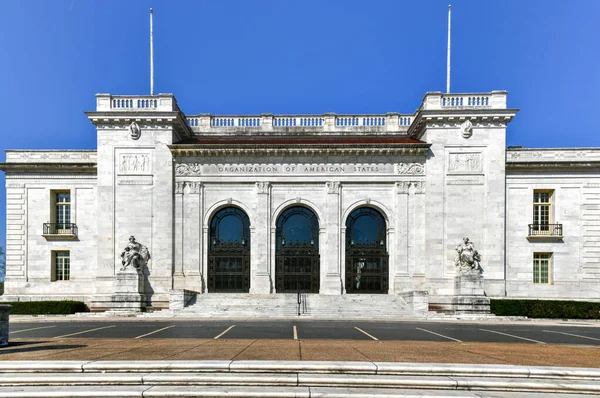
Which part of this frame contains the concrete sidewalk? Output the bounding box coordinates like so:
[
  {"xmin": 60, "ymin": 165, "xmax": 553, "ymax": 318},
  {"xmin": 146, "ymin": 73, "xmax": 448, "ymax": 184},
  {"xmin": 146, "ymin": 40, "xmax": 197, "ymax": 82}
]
[{"xmin": 2, "ymin": 338, "xmax": 599, "ymax": 368}]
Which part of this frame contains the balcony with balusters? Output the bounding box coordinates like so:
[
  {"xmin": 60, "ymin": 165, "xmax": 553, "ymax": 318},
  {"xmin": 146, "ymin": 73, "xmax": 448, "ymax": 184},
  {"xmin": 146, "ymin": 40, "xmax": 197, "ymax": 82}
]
[{"xmin": 527, "ymin": 223, "xmax": 564, "ymax": 241}]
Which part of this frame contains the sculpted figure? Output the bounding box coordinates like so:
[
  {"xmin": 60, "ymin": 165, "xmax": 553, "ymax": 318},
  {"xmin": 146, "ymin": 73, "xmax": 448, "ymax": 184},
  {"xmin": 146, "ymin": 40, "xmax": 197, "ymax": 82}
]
[
  {"xmin": 454, "ymin": 237, "xmax": 481, "ymax": 274},
  {"xmin": 120, "ymin": 236, "xmax": 150, "ymax": 272}
]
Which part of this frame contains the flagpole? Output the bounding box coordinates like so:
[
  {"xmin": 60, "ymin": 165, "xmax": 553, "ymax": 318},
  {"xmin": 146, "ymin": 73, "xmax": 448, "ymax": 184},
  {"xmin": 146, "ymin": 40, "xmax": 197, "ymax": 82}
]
[
  {"xmin": 446, "ymin": 4, "xmax": 451, "ymax": 94},
  {"xmin": 150, "ymin": 8, "xmax": 154, "ymax": 96}
]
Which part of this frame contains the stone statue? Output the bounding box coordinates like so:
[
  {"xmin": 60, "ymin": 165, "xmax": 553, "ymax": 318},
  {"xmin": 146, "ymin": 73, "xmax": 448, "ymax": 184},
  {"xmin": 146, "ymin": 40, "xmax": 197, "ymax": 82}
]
[
  {"xmin": 454, "ymin": 237, "xmax": 481, "ymax": 274},
  {"xmin": 120, "ymin": 236, "xmax": 150, "ymax": 272}
]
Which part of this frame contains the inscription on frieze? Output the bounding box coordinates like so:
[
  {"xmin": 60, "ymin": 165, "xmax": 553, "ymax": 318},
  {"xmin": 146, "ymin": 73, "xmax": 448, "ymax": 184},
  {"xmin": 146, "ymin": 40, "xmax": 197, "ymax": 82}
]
[
  {"xmin": 448, "ymin": 152, "xmax": 483, "ymax": 174},
  {"xmin": 175, "ymin": 163, "xmax": 402, "ymax": 176},
  {"xmin": 119, "ymin": 154, "xmax": 151, "ymax": 174}
]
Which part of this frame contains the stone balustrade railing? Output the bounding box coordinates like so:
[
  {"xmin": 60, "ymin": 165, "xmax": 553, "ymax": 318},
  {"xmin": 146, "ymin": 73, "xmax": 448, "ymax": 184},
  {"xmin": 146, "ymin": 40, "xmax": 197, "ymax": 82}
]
[
  {"xmin": 186, "ymin": 113, "xmax": 414, "ymax": 132},
  {"xmin": 94, "ymin": 91, "xmax": 508, "ymax": 132},
  {"xmin": 95, "ymin": 94, "xmax": 182, "ymax": 112}
]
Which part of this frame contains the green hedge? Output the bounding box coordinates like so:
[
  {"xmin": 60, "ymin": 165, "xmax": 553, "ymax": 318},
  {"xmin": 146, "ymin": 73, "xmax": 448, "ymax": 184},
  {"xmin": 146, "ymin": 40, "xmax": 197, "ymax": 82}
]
[
  {"xmin": 3, "ymin": 301, "xmax": 88, "ymax": 315},
  {"xmin": 490, "ymin": 299, "xmax": 600, "ymax": 319}
]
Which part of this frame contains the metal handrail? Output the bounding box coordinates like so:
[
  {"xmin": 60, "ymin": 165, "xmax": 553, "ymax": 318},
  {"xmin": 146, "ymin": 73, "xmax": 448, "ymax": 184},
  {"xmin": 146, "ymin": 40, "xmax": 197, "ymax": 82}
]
[
  {"xmin": 528, "ymin": 223, "xmax": 563, "ymax": 237},
  {"xmin": 43, "ymin": 223, "xmax": 78, "ymax": 236}
]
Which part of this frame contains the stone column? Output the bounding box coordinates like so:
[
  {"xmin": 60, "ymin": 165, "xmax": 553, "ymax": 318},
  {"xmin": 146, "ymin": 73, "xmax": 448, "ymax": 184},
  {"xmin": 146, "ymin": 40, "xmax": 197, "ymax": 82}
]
[
  {"xmin": 321, "ymin": 182, "xmax": 342, "ymax": 294},
  {"xmin": 173, "ymin": 181, "xmax": 185, "ymax": 289},
  {"xmin": 251, "ymin": 182, "xmax": 271, "ymax": 294},
  {"xmin": 183, "ymin": 182, "xmax": 202, "ymax": 291},
  {"xmin": 394, "ymin": 182, "xmax": 411, "ymax": 293}
]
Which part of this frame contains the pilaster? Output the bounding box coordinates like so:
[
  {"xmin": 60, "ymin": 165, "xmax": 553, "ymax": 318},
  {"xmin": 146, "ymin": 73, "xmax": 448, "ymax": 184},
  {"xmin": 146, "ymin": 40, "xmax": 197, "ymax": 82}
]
[
  {"xmin": 321, "ymin": 181, "xmax": 342, "ymax": 294},
  {"xmin": 251, "ymin": 181, "xmax": 271, "ymax": 293}
]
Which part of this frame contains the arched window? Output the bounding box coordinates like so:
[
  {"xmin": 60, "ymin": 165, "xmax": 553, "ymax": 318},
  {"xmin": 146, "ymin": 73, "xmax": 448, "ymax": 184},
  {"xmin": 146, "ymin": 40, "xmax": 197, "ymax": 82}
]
[
  {"xmin": 345, "ymin": 207, "xmax": 388, "ymax": 293},
  {"xmin": 275, "ymin": 206, "xmax": 320, "ymax": 293},
  {"xmin": 208, "ymin": 207, "xmax": 250, "ymax": 292}
]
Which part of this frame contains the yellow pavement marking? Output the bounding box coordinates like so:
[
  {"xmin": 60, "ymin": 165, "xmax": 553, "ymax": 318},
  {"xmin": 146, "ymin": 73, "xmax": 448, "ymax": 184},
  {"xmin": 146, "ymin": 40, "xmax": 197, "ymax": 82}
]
[
  {"xmin": 543, "ymin": 330, "xmax": 600, "ymax": 342},
  {"xmin": 53, "ymin": 325, "xmax": 116, "ymax": 339},
  {"xmin": 354, "ymin": 327, "xmax": 379, "ymax": 341},
  {"xmin": 293, "ymin": 325, "xmax": 298, "ymax": 340},
  {"xmin": 416, "ymin": 327, "xmax": 462, "ymax": 342},
  {"xmin": 214, "ymin": 325, "xmax": 236, "ymax": 340},
  {"xmin": 479, "ymin": 328, "xmax": 546, "ymax": 344},
  {"xmin": 134, "ymin": 325, "xmax": 175, "ymax": 339},
  {"xmin": 9, "ymin": 325, "xmax": 56, "ymax": 334}
]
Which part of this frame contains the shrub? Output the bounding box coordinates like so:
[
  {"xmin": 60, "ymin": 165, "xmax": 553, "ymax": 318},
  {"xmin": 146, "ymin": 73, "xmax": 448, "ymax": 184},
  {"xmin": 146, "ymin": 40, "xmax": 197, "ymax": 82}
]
[
  {"xmin": 490, "ymin": 299, "xmax": 600, "ymax": 319},
  {"xmin": 3, "ymin": 301, "xmax": 88, "ymax": 315}
]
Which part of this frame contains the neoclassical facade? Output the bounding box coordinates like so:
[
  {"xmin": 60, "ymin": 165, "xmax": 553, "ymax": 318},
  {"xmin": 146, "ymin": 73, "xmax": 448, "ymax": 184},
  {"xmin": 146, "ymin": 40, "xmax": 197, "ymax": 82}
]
[{"xmin": 1, "ymin": 91, "xmax": 599, "ymax": 311}]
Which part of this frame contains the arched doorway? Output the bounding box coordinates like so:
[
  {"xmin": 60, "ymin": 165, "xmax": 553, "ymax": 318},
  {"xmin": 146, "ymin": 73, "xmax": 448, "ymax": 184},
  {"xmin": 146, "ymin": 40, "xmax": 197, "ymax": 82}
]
[
  {"xmin": 208, "ymin": 207, "xmax": 250, "ymax": 292},
  {"xmin": 345, "ymin": 207, "xmax": 388, "ymax": 293},
  {"xmin": 275, "ymin": 206, "xmax": 320, "ymax": 293}
]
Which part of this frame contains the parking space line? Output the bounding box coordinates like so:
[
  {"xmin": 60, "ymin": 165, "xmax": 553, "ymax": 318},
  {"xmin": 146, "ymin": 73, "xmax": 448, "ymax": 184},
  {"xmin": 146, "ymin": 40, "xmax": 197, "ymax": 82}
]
[
  {"xmin": 9, "ymin": 325, "xmax": 56, "ymax": 334},
  {"xmin": 53, "ymin": 325, "xmax": 116, "ymax": 339},
  {"xmin": 354, "ymin": 327, "xmax": 378, "ymax": 340},
  {"xmin": 134, "ymin": 325, "xmax": 175, "ymax": 339},
  {"xmin": 543, "ymin": 330, "xmax": 600, "ymax": 342},
  {"xmin": 416, "ymin": 327, "xmax": 462, "ymax": 342},
  {"xmin": 479, "ymin": 328, "xmax": 546, "ymax": 344},
  {"xmin": 214, "ymin": 325, "xmax": 235, "ymax": 340},
  {"xmin": 293, "ymin": 325, "xmax": 298, "ymax": 340}
]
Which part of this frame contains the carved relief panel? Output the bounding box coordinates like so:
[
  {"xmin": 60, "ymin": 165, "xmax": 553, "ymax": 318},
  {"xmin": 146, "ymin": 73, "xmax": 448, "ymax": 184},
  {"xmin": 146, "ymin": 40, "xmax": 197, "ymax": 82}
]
[
  {"xmin": 118, "ymin": 153, "xmax": 152, "ymax": 175},
  {"xmin": 447, "ymin": 152, "xmax": 483, "ymax": 174}
]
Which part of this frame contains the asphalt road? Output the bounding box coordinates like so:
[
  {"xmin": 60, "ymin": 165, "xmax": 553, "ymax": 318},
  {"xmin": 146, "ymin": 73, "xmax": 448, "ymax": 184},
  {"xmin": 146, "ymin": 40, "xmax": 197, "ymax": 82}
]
[{"xmin": 7, "ymin": 319, "xmax": 600, "ymax": 346}]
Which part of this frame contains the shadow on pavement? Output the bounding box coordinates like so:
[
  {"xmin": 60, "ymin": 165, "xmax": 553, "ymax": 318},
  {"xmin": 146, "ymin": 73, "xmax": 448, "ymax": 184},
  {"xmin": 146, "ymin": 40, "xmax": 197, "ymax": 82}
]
[{"xmin": 0, "ymin": 341, "xmax": 86, "ymax": 355}]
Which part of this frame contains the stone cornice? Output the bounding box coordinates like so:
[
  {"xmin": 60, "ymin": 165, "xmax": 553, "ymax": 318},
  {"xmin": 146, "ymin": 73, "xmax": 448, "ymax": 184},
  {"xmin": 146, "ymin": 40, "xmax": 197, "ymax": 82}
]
[
  {"xmin": 506, "ymin": 161, "xmax": 600, "ymax": 171},
  {"xmin": 85, "ymin": 110, "xmax": 192, "ymax": 141},
  {"xmin": 168, "ymin": 144, "xmax": 431, "ymax": 157},
  {"xmin": 0, "ymin": 162, "xmax": 97, "ymax": 174},
  {"xmin": 408, "ymin": 109, "xmax": 519, "ymax": 139}
]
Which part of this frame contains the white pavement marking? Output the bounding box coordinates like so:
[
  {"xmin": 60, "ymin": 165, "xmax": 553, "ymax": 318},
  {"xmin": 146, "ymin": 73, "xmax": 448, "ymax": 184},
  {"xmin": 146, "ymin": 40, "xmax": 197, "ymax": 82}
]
[
  {"xmin": 9, "ymin": 325, "xmax": 56, "ymax": 334},
  {"xmin": 479, "ymin": 328, "xmax": 546, "ymax": 344},
  {"xmin": 134, "ymin": 325, "xmax": 175, "ymax": 339},
  {"xmin": 354, "ymin": 327, "xmax": 379, "ymax": 341},
  {"xmin": 293, "ymin": 325, "xmax": 298, "ymax": 340},
  {"xmin": 214, "ymin": 325, "xmax": 235, "ymax": 340},
  {"xmin": 543, "ymin": 330, "xmax": 600, "ymax": 342},
  {"xmin": 416, "ymin": 327, "xmax": 462, "ymax": 342},
  {"xmin": 53, "ymin": 325, "xmax": 116, "ymax": 339}
]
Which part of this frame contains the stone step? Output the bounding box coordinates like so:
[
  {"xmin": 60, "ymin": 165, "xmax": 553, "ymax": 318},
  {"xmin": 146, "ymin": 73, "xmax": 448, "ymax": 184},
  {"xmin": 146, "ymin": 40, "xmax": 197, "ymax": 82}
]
[
  {"xmin": 0, "ymin": 373, "xmax": 598, "ymax": 395},
  {"xmin": 3, "ymin": 385, "xmax": 586, "ymax": 398}
]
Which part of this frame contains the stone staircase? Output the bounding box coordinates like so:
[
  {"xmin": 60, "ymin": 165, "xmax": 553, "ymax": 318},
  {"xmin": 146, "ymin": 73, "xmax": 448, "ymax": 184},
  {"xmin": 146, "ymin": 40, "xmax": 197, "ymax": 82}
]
[
  {"xmin": 162, "ymin": 293, "xmax": 417, "ymax": 319},
  {"xmin": 1, "ymin": 360, "xmax": 599, "ymax": 397}
]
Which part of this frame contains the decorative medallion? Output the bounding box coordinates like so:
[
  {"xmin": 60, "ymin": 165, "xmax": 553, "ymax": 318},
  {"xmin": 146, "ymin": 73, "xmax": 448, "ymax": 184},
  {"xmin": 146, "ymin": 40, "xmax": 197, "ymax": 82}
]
[
  {"xmin": 461, "ymin": 120, "xmax": 473, "ymax": 138},
  {"xmin": 128, "ymin": 122, "xmax": 141, "ymax": 140}
]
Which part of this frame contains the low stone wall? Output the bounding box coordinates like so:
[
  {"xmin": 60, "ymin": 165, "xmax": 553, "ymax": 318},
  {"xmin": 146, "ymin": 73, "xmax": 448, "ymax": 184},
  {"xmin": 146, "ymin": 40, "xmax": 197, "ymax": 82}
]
[
  {"xmin": 0, "ymin": 304, "xmax": 12, "ymax": 347},
  {"xmin": 169, "ymin": 289, "xmax": 198, "ymax": 310},
  {"xmin": 400, "ymin": 291, "xmax": 429, "ymax": 313}
]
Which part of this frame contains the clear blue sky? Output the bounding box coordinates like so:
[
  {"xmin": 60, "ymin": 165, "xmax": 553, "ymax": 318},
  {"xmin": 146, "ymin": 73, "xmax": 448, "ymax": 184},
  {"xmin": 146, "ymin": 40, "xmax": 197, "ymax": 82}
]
[{"xmin": 1, "ymin": 0, "xmax": 600, "ymax": 278}]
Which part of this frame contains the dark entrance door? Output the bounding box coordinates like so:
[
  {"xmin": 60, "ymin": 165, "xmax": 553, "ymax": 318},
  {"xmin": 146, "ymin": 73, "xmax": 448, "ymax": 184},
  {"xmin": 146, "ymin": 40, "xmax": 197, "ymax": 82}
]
[
  {"xmin": 207, "ymin": 207, "xmax": 251, "ymax": 292},
  {"xmin": 275, "ymin": 206, "xmax": 320, "ymax": 293},
  {"xmin": 345, "ymin": 207, "xmax": 389, "ymax": 294}
]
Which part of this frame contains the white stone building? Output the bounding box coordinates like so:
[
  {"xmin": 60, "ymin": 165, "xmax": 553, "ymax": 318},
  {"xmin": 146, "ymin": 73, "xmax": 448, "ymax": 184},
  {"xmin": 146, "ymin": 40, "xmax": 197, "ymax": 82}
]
[{"xmin": 1, "ymin": 90, "xmax": 598, "ymax": 313}]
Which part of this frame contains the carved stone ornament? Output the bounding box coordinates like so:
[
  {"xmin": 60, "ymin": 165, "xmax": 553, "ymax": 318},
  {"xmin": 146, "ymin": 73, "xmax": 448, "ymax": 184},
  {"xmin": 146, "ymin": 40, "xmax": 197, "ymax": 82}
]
[
  {"xmin": 396, "ymin": 181, "xmax": 411, "ymax": 194},
  {"xmin": 397, "ymin": 163, "xmax": 424, "ymax": 175},
  {"xmin": 175, "ymin": 181, "xmax": 185, "ymax": 194},
  {"xmin": 255, "ymin": 181, "xmax": 270, "ymax": 194},
  {"xmin": 454, "ymin": 237, "xmax": 482, "ymax": 275},
  {"xmin": 120, "ymin": 236, "xmax": 150, "ymax": 272},
  {"xmin": 128, "ymin": 122, "xmax": 141, "ymax": 140},
  {"xmin": 187, "ymin": 181, "xmax": 202, "ymax": 194},
  {"xmin": 461, "ymin": 120, "xmax": 473, "ymax": 138},
  {"xmin": 325, "ymin": 181, "xmax": 340, "ymax": 194},
  {"xmin": 175, "ymin": 163, "xmax": 202, "ymax": 176},
  {"xmin": 412, "ymin": 181, "xmax": 426, "ymax": 194}
]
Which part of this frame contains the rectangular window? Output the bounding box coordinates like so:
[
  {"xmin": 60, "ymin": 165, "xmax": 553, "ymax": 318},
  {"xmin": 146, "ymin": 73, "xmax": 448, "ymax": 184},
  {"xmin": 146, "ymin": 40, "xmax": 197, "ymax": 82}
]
[
  {"xmin": 533, "ymin": 190, "xmax": 552, "ymax": 233},
  {"xmin": 52, "ymin": 251, "xmax": 70, "ymax": 281},
  {"xmin": 533, "ymin": 253, "xmax": 551, "ymax": 284},
  {"xmin": 55, "ymin": 192, "xmax": 71, "ymax": 228}
]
